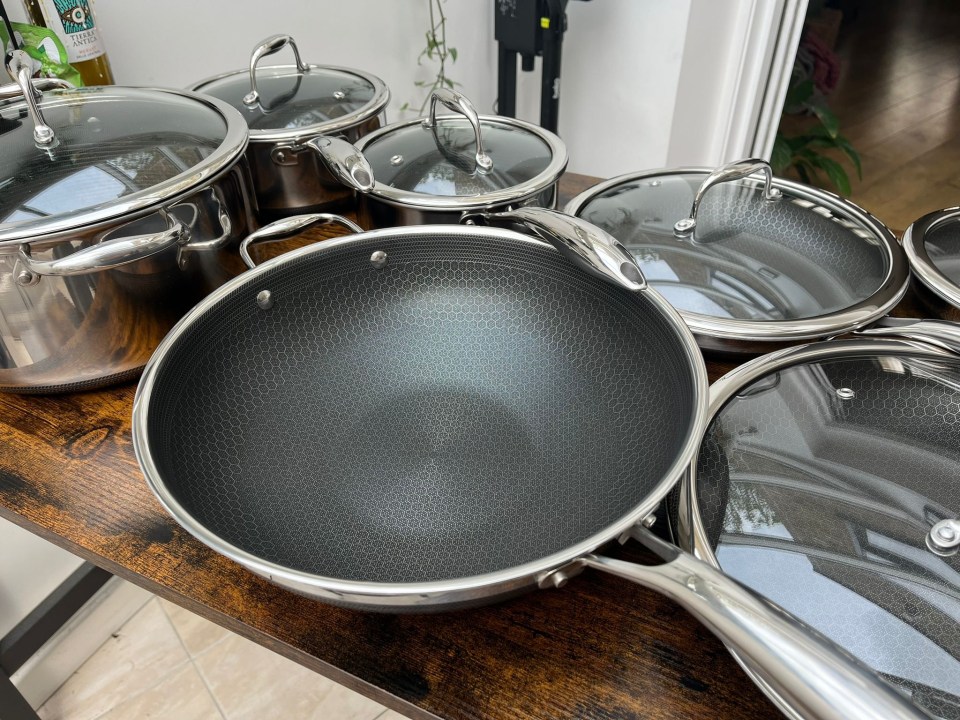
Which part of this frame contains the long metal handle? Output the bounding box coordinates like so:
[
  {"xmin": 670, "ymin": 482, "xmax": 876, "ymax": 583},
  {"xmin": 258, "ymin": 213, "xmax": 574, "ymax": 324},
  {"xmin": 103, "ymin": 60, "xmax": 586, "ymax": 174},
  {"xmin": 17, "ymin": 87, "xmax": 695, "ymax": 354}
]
[
  {"xmin": 0, "ymin": 76, "xmax": 72, "ymax": 100},
  {"xmin": 421, "ymin": 88, "xmax": 493, "ymax": 172},
  {"xmin": 582, "ymin": 529, "xmax": 930, "ymax": 720},
  {"xmin": 306, "ymin": 136, "xmax": 375, "ymax": 193},
  {"xmin": 673, "ymin": 158, "xmax": 782, "ymax": 237},
  {"xmin": 239, "ymin": 213, "xmax": 362, "ymax": 270},
  {"xmin": 5, "ymin": 49, "xmax": 56, "ymax": 145},
  {"xmin": 242, "ymin": 34, "xmax": 309, "ymax": 106},
  {"xmin": 462, "ymin": 207, "xmax": 646, "ymax": 292},
  {"xmin": 854, "ymin": 317, "xmax": 960, "ymax": 356},
  {"xmin": 15, "ymin": 212, "xmax": 186, "ymax": 285}
]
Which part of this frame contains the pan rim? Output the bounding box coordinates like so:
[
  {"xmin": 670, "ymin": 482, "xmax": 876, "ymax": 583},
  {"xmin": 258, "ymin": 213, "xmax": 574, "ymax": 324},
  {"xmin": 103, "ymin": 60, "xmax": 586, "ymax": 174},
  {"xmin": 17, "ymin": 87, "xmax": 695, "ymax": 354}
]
[{"xmin": 132, "ymin": 223, "xmax": 709, "ymax": 606}]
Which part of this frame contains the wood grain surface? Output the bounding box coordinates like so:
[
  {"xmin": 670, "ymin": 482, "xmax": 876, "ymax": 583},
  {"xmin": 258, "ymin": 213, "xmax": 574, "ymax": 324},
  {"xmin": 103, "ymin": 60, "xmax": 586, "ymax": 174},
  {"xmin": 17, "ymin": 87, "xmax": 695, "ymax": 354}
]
[{"xmin": 0, "ymin": 173, "xmax": 928, "ymax": 720}]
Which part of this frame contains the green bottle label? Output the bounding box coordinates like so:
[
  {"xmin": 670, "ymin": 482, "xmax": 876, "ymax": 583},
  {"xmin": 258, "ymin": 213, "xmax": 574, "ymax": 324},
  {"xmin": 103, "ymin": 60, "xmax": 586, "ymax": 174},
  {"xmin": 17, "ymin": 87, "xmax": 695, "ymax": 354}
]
[
  {"xmin": 38, "ymin": 0, "xmax": 106, "ymax": 64},
  {"xmin": 0, "ymin": 20, "xmax": 83, "ymax": 86}
]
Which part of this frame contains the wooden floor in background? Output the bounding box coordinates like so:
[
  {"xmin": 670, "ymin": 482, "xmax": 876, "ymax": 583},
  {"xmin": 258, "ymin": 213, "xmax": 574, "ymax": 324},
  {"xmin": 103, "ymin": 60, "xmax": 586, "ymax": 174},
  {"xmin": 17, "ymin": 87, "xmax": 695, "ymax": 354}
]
[{"xmin": 805, "ymin": 0, "xmax": 960, "ymax": 231}]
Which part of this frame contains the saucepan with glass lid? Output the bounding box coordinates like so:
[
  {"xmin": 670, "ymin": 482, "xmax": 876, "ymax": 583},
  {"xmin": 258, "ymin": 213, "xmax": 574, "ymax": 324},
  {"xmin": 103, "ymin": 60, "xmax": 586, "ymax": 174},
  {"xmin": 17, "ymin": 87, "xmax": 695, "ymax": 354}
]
[
  {"xmin": 188, "ymin": 34, "xmax": 389, "ymax": 220},
  {"xmin": 0, "ymin": 50, "xmax": 260, "ymax": 392},
  {"xmin": 565, "ymin": 159, "xmax": 910, "ymax": 355}
]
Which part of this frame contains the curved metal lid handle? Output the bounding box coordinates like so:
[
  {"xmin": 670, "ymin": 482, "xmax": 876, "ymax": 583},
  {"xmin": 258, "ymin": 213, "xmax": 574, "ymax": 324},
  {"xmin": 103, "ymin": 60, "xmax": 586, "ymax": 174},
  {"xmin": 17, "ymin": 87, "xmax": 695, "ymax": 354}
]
[
  {"xmin": 421, "ymin": 88, "xmax": 493, "ymax": 172},
  {"xmin": 242, "ymin": 34, "xmax": 309, "ymax": 106},
  {"xmin": 674, "ymin": 158, "xmax": 782, "ymax": 237},
  {"xmin": 463, "ymin": 207, "xmax": 646, "ymax": 292},
  {"xmin": 239, "ymin": 213, "xmax": 362, "ymax": 270},
  {"xmin": 5, "ymin": 50, "xmax": 57, "ymax": 146}
]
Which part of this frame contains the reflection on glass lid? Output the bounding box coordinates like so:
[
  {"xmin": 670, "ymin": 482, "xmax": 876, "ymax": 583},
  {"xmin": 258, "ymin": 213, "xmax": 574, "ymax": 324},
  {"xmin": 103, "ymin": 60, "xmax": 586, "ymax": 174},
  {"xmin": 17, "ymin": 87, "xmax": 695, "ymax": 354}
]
[
  {"xmin": 577, "ymin": 173, "xmax": 890, "ymax": 321},
  {"xmin": 195, "ymin": 66, "xmax": 380, "ymax": 132},
  {"xmin": 923, "ymin": 219, "xmax": 960, "ymax": 288},
  {"xmin": 697, "ymin": 355, "xmax": 960, "ymax": 715},
  {"xmin": 361, "ymin": 119, "xmax": 553, "ymax": 197},
  {"xmin": 0, "ymin": 87, "xmax": 228, "ymax": 235}
]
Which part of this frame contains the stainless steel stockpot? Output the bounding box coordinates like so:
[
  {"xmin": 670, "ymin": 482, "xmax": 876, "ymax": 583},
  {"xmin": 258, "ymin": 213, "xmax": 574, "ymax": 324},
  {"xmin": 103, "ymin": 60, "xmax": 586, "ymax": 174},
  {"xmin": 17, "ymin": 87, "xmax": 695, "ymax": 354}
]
[
  {"xmin": 903, "ymin": 207, "xmax": 960, "ymax": 322},
  {"xmin": 323, "ymin": 88, "xmax": 568, "ymax": 229},
  {"xmin": 677, "ymin": 318, "xmax": 960, "ymax": 720},
  {"xmin": 134, "ymin": 210, "xmax": 925, "ymax": 720},
  {"xmin": 188, "ymin": 34, "xmax": 389, "ymax": 219},
  {"xmin": 565, "ymin": 159, "xmax": 910, "ymax": 355},
  {"xmin": 0, "ymin": 51, "xmax": 257, "ymax": 393}
]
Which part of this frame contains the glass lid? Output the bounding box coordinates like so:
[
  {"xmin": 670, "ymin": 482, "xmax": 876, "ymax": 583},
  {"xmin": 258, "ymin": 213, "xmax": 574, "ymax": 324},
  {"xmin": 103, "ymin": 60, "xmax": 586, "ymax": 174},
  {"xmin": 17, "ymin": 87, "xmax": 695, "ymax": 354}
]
[
  {"xmin": 904, "ymin": 207, "xmax": 960, "ymax": 309},
  {"xmin": 693, "ymin": 344, "xmax": 960, "ymax": 717},
  {"xmin": 356, "ymin": 90, "xmax": 566, "ymax": 208},
  {"xmin": 0, "ymin": 66, "xmax": 246, "ymax": 243},
  {"xmin": 566, "ymin": 160, "xmax": 908, "ymax": 340},
  {"xmin": 188, "ymin": 35, "xmax": 388, "ymax": 140}
]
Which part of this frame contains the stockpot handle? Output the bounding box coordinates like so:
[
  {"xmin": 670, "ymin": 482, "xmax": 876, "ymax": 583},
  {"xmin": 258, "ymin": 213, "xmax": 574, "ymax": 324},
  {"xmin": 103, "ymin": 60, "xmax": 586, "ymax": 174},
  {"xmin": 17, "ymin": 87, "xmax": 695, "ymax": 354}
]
[
  {"xmin": 243, "ymin": 34, "xmax": 309, "ymax": 106},
  {"xmin": 673, "ymin": 158, "xmax": 782, "ymax": 237},
  {"xmin": 305, "ymin": 136, "xmax": 376, "ymax": 194},
  {"xmin": 15, "ymin": 211, "xmax": 186, "ymax": 286},
  {"xmin": 239, "ymin": 213, "xmax": 362, "ymax": 270},
  {"xmin": 5, "ymin": 49, "xmax": 60, "ymax": 146},
  {"xmin": 422, "ymin": 89, "xmax": 493, "ymax": 172},
  {"xmin": 462, "ymin": 207, "xmax": 646, "ymax": 292},
  {"xmin": 575, "ymin": 528, "xmax": 930, "ymax": 720}
]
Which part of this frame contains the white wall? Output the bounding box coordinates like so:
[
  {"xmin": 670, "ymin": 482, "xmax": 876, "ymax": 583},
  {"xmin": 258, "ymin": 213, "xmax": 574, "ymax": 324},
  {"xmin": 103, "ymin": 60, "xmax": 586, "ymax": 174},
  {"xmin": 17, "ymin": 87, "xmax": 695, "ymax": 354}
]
[{"xmin": 90, "ymin": 0, "xmax": 693, "ymax": 178}]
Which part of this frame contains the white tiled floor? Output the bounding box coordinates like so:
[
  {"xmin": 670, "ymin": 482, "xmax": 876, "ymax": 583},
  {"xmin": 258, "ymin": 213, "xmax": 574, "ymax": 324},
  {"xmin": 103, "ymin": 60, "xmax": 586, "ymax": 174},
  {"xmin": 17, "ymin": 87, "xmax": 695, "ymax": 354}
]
[{"xmin": 37, "ymin": 597, "xmax": 409, "ymax": 720}]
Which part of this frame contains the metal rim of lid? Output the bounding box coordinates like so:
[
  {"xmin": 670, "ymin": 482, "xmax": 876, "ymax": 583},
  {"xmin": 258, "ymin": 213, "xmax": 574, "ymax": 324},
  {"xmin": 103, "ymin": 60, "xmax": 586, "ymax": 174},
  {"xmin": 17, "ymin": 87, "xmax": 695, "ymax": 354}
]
[
  {"xmin": 902, "ymin": 206, "xmax": 960, "ymax": 308},
  {"xmin": 564, "ymin": 167, "xmax": 910, "ymax": 341},
  {"xmin": 187, "ymin": 64, "xmax": 390, "ymax": 143},
  {"xmin": 354, "ymin": 114, "xmax": 569, "ymax": 210},
  {"xmin": 0, "ymin": 87, "xmax": 249, "ymax": 245},
  {"xmin": 677, "ymin": 335, "xmax": 960, "ymax": 720},
  {"xmin": 131, "ymin": 223, "xmax": 707, "ymax": 606}
]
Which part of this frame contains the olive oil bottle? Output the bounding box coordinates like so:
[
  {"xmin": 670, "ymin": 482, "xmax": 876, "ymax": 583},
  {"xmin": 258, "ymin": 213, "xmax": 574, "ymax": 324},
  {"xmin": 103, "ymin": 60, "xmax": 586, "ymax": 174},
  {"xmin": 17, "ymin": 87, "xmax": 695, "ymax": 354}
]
[{"xmin": 22, "ymin": 0, "xmax": 113, "ymax": 85}]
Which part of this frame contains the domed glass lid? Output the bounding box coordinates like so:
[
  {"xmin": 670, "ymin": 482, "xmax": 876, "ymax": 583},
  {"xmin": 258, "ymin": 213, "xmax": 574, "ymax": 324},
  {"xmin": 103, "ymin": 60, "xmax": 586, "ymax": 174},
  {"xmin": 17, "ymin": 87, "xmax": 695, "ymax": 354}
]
[
  {"xmin": 356, "ymin": 90, "xmax": 566, "ymax": 209},
  {"xmin": 566, "ymin": 160, "xmax": 908, "ymax": 340},
  {"xmin": 903, "ymin": 207, "xmax": 960, "ymax": 309},
  {"xmin": 188, "ymin": 35, "xmax": 388, "ymax": 141},
  {"xmin": 692, "ymin": 338, "xmax": 960, "ymax": 718},
  {"xmin": 0, "ymin": 71, "xmax": 246, "ymax": 243}
]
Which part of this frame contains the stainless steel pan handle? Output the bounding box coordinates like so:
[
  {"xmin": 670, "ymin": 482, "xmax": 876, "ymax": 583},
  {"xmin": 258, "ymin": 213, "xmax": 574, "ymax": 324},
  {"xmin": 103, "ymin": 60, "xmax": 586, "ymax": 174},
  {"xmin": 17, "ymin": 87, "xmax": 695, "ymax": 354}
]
[
  {"xmin": 239, "ymin": 213, "xmax": 362, "ymax": 269},
  {"xmin": 577, "ymin": 529, "xmax": 930, "ymax": 720},
  {"xmin": 853, "ymin": 316, "xmax": 960, "ymax": 356},
  {"xmin": 462, "ymin": 207, "xmax": 647, "ymax": 292},
  {"xmin": 673, "ymin": 158, "xmax": 782, "ymax": 237},
  {"xmin": 422, "ymin": 89, "xmax": 493, "ymax": 172},
  {"xmin": 15, "ymin": 211, "xmax": 186, "ymax": 286},
  {"xmin": 305, "ymin": 136, "xmax": 376, "ymax": 194},
  {"xmin": 242, "ymin": 34, "xmax": 309, "ymax": 106}
]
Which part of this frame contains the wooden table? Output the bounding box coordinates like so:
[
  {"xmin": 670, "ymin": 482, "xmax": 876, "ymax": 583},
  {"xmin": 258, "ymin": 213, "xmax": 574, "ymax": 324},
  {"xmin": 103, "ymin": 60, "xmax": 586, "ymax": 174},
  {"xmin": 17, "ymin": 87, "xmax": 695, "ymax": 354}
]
[{"xmin": 1, "ymin": 172, "xmax": 862, "ymax": 720}]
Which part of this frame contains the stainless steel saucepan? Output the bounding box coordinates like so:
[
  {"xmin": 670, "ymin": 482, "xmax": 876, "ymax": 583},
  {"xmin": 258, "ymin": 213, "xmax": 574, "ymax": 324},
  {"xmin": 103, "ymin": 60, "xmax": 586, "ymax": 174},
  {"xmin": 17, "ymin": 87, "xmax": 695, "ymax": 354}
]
[
  {"xmin": 133, "ymin": 209, "xmax": 927, "ymax": 720},
  {"xmin": 0, "ymin": 50, "xmax": 258, "ymax": 392},
  {"xmin": 189, "ymin": 34, "xmax": 389, "ymax": 220}
]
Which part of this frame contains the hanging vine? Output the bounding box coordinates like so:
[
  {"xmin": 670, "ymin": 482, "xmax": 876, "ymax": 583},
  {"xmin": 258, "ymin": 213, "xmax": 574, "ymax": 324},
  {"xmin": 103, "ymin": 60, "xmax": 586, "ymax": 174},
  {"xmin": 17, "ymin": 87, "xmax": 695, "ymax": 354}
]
[{"xmin": 401, "ymin": 0, "xmax": 460, "ymax": 114}]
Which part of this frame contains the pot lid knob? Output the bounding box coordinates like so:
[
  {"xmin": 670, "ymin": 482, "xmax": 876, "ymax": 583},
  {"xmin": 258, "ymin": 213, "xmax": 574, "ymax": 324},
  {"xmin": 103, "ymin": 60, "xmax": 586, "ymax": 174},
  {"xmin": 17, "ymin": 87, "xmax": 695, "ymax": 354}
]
[{"xmin": 4, "ymin": 49, "xmax": 67, "ymax": 146}]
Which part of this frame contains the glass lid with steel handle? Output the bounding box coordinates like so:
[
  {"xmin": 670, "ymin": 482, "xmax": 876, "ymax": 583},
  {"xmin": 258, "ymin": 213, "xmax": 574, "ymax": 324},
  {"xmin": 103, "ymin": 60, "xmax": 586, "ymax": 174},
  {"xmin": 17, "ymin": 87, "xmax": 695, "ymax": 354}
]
[
  {"xmin": 355, "ymin": 89, "xmax": 567, "ymax": 207},
  {"xmin": 188, "ymin": 34, "xmax": 390, "ymax": 141},
  {"xmin": 564, "ymin": 158, "xmax": 909, "ymax": 343},
  {"xmin": 678, "ymin": 318, "xmax": 960, "ymax": 720},
  {"xmin": 903, "ymin": 207, "xmax": 960, "ymax": 310},
  {"xmin": 0, "ymin": 50, "xmax": 249, "ymax": 244}
]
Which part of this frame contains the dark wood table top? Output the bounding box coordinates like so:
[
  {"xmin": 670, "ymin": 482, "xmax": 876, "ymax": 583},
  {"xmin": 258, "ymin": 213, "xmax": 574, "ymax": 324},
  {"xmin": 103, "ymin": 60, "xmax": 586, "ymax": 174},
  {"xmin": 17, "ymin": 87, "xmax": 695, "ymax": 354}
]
[{"xmin": 1, "ymin": 172, "xmax": 923, "ymax": 720}]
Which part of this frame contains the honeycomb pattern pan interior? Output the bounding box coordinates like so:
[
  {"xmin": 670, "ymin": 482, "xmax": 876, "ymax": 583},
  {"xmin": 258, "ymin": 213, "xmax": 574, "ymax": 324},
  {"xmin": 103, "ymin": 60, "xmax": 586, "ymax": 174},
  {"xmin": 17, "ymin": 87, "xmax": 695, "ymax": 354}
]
[{"xmin": 145, "ymin": 232, "xmax": 696, "ymax": 584}]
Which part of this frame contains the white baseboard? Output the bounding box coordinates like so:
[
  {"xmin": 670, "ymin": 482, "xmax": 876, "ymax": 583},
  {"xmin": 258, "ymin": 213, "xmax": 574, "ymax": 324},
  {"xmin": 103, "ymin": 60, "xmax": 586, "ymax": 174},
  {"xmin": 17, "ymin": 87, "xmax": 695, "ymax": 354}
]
[{"xmin": 10, "ymin": 578, "xmax": 153, "ymax": 709}]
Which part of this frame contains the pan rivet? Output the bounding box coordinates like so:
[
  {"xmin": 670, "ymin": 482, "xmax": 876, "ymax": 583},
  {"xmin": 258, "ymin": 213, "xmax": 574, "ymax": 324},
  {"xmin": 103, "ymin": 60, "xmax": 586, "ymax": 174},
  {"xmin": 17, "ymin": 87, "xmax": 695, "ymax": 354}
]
[
  {"xmin": 390, "ymin": 154, "xmax": 403, "ymax": 166},
  {"xmin": 333, "ymin": 90, "xmax": 345, "ymax": 100},
  {"xmin": 837, "ymin": 388, "xmax": 855, "ymax": 400},
  {"xmin": 642, "ymin": 514, "xmax": 657, "ymax": 528},
  {"xmin": 370, "ymin": 250, "xmax": 388, "ymax": 269},
  {"xmin": 256, "ymin": 290, "xmax": 273, "ymax": 310}
]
